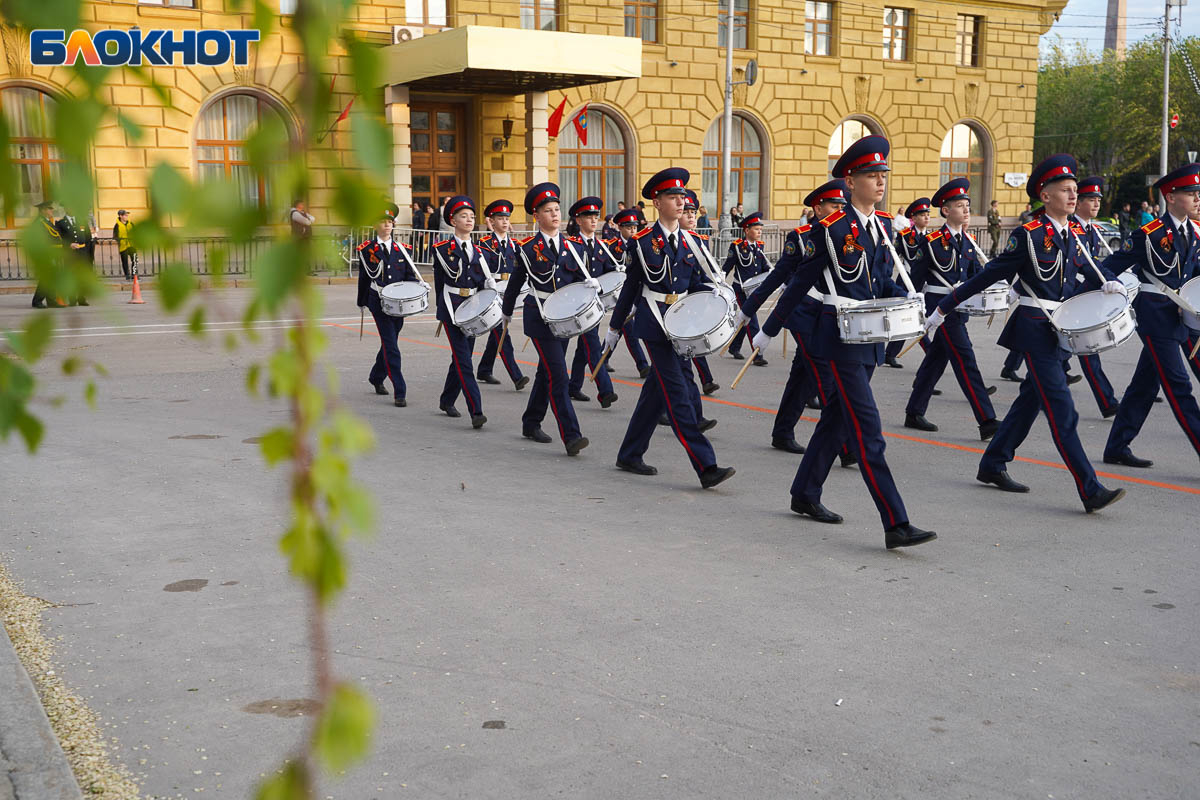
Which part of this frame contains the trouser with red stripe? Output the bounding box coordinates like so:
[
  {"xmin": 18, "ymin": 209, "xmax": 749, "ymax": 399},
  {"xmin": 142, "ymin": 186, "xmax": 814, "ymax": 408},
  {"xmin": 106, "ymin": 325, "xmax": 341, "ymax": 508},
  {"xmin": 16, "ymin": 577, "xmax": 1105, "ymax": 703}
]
[
  {"xmin": 1183, "ymin": 328, "xmax": 1200, "ymax": 383},
  {"xmin": 1077, "ymin": 353, "xmax": 1118, "ymax": 414},
  {"xmin": 477, "ymin": 325, "xmax": 524, "ymax": 383},
  {"xmin": 618, "ymin": 339, "xmax": 716, "ymax": 473},
  {"xmin": 727, "ymin": 285, "xmax": 761, "ymax": 354},
  {"xmin": 524, "ymin": 336, "xmax": 582, "ymax": 442},
  {"xmin": 693, "ymin": 355, "xmax": 714, "ymax": 386},
  {"xmin": 368, "ymin": 304, "xmax": 406, "ymax": 399},
  {"xmin": 775, "ymin": 329, "xmax": 821, "ymax": 440},
  {"xmin": 568, "ymin": 327, "xmax": 615, "ymax": 395},
  {"xmin": 439, "ymin": 324, "xmax": 482, "ymax": 415},
  {"xmin": 621, "ymin": 321, "xmax": 649, "ymax": 372},
  {"xmin": 792, "ymin": 359, "xmax": 908, "ymax": 529},
  {"xmin": 1105, "ymin": 333, "xmax": 1200, "ymax": 461},
  {"xmin": 983, "ymin": 351, "xmax": 1103, "ymax": 502},
  {"xmin": 906, "ymin": 321, "xmax": 995, "ymax": 424}
]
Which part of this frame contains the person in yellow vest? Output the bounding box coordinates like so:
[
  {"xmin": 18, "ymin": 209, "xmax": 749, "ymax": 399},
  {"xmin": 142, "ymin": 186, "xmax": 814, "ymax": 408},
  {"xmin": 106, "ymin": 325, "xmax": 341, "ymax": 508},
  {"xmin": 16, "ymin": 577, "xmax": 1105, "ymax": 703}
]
[{"xmin": 112, "ymin": 209, "xmax": 136, "ymax": 280}]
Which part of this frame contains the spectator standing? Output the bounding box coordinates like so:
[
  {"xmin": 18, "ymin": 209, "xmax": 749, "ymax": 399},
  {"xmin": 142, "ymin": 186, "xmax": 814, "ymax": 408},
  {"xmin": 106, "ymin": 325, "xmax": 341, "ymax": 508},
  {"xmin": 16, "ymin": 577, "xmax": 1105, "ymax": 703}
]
[
  {"xmin": 1016, "ymin": 203, "xmax": 1034, "ymax": 225},
  {"xmin": 289, "ymin": 200, "xmax": 314, "ymax": 241},
  {"xmin": 730, "ymin": 203, "xmax": 744, "ymax": 228},
  {"xmin": 986, "ymin": 199, "xmax": 1002, "ymax": 256},
  {"xmin": 1117, "ymin": 202, "xmax": 1131, "ymax": 241},
  {"xmin": 697, "ymin": 206, "xmax": 711, "ymax": 233},
  {"xmin": 112, "ymin": 209, "xmax": 136, "ymax": 280},
  {"xmin": 1137, "ymin": 200, "xmax": 1153, "ymax": 226}
]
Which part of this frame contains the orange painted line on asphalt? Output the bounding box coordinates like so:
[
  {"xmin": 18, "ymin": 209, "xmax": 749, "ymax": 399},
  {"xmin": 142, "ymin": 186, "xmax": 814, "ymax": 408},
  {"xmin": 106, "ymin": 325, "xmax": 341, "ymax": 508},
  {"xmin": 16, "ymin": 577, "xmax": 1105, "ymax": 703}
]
[{"xmin": 326, "ymin": 321, "xmax": 1200, "ymax": 496}]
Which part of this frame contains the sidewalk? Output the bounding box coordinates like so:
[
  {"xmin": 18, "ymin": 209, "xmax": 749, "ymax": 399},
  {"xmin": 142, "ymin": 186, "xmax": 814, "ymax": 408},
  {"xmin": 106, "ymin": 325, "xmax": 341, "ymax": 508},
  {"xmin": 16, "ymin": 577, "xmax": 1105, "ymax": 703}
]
[{"xmin": 0, "ymin": 274, "xmax": 357, "ymax": 296}]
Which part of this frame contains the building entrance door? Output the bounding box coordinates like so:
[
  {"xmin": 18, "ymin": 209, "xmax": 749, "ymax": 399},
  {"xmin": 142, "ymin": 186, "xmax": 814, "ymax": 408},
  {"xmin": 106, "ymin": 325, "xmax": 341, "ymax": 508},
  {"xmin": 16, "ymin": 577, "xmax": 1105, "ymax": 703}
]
[{"xmin": 411, "ymin": 103, "xmax": 466, "ymax": 218}]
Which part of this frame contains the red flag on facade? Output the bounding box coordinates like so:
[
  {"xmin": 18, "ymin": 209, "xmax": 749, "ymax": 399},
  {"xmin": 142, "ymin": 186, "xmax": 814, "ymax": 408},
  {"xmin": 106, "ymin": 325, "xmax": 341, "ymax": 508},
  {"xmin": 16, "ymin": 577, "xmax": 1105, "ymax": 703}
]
[
  {"xmin": 572, "ymin": 103, "xmax": 589, "ymax": 146},
  {"xmin": 334, "ymin": 96, "xmax": 355, "ymax": 124},
  {"xmin": 547, "ymin": 97, "xmax": 568, "ymax": 138}
]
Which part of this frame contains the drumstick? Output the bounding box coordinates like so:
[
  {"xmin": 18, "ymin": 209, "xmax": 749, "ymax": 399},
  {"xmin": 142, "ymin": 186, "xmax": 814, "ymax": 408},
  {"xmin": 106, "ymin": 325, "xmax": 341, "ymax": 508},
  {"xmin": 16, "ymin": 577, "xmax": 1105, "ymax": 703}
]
[
  {"xmin": 730, "ymin": 347, "xmax": 760, "ymax": 389},
  {"xmin": 496, "ymin": 320, "xmax": 509, "ymax": 355},
  {"xmin": 896, "ymin": 335, "xmax": 925, "ymax": 359},
  {"xmin": 522, "ymin": 337, "xmax": 531, "ymax": 351},
  {"xmin": 782, "ymin": 333, "xmax": 787, "ymax": 359},
  {"xmin": 719, "ymin": 320, "xmax": 746, "ymax": 356},
  {"xmin": 435, "ymin": 322, "xmax": 443, "ymax": 339},
  {"xmin": 1190, "ymin": 337, "xmax": 1200, "ymax": 361},
  {"xmin": 359, "ymin": 308, "xmax": 365, "ymax": 340},
  {"xmin": 589, "ymin": 346, "xmax": 614, "ymax": 383}
]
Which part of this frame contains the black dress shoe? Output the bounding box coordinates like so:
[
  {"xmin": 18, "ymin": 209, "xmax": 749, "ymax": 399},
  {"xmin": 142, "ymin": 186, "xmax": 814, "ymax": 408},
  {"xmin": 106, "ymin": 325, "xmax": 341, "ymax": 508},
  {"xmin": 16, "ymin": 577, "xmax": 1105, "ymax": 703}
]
[
  {"xmin": 931, "ymin": 388, "xmax": 943, "ymax": 396},
  {"xmin": 976, "ymin": 469, "xmax": 1029, "ymax": 493},
  {"xmin": 605, "ymin": 364, "xmax": 615, "ymax": 373},
  {"xmin": 986, "ymin": 385, "xmax": 997, "ymax": 395},
  {"xmin": 657, "ymin": 414, "xmax": 670, "ymax": 426},
  {"xmin": 394, "ymin": 397, "xmax": 407, "ymax": 408},
  {"xmin": 703, "ymin": 381, "xmax": 720, "ymax": 395},
  {"xmin": 904, "ymin": 413, "xmax": 938, "ymax": 432},
  {"xmin": 807, "ymin": 398, "xmax": 823, "ymax": 410},
  {"xmin": 979, "ymin": 419, "xmax": 1000, "ymax": 441},
  {"xmin": 565, "ymin": 436, "xmax": 589, "ymax": 456},
  {"xmin": 885, "ymin": 523, "xmax": 938, "ymax": 549},
  {"xmin": 699, "ymin": 417, "xmax": 717, "ymax": 432},
  {"xmin": 478, "ymin": 374, "xmax": 501, "ymax": 385},
  {"xmin": 1000, "ymin": 368, "xmax": 1021, "ymax": 382},
  {"xmin": 599, "ymin": 392, "xmax": 618, "ymax": 408},
  {"xmin": 372, "ymin": 382, "xmax": 388, "ymax": 395},
  {"xmin": 31, "ymin": 299, "xmax": 45, "ymax": 308},
  {"xmin": 772, "ymin": 437, "xmax": 806, "ymax": 454},
  {"xmin": 1154, "ymin": 395, "xmax": 1164, "ymax": 403},
  {"xmin": 1083, "ymin": 486, "xmax": 1126, "ymax": 513},
  {"xmin": 523, "ymin": 427, "xmax": 552, "ymax": 444},
  {"xmin": 885, "ymin": 357, "xmax": 903, "ymax": 369},
  {"xmin": 638, "ymin": 365, "xmax": 651, "ymax": 378},
  {"xmin": 729, "ymin": 351, "xmax": 745, "ymax": 360},
  {"xmin": 1103, "ymin": 452, "xmax": 1154, "ymax": 468},
  {"xmin": 839, "ymin": 453, "xmax": 858, "ymax": 468},
  {"xmin": 570, "ymin": 390, "xmax": 590, "ymax": 402},
  {"xmin": 514, "ymin": 376, "xmax": 530, "ymax": 391},
  {"xmin": 699, "ymin": 465, "xmax": 736, "ymax": 488},
  {"xmin": 790, "ymin": 498, "xmax": 843, "ymax": 523},
  {"xmin": 1101, "ymin": 407, "xmax": 1118, "ymax": 419},
  {"xmin": 440, "ymin": 405, "xmax": 461, "ymax": 418},
  {"xmin": 77, "ymin": 298, "xmax": 89, "ymax": 306},
  {"xmin": 471, "ymin": 413, "xmax": 487, "ymax": 429},
  {"xmin": 1066, "ymin": 372, "xmax": 1083, "ymax": 385},
  {"xmin": 752, "ymin": 353, "xmax": 768, "ymax": 366},
  {"xmin": 616, "ymin": 458, "xmax": 658, "ymax": 475}
]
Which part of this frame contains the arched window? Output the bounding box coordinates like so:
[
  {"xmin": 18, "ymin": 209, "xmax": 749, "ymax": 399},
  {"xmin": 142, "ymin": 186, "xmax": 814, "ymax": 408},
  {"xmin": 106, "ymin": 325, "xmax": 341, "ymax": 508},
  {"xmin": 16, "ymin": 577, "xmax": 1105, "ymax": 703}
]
[
  {"xmin": 702, "ymin": 114, "xmax": 763, "ymax": 217},
  {"xmin": 558, "ymin": 108, "xmax": 628, "ymax": 213},
  {"xmin": 196, "ymin": 93, "xmax": 290, "ymax": 209},
  {"xmin": 939, "ymin": 123, "xmax": 988, "ymax": 209},
  {"xmin": 828, "ymin": 117, "xmax": 886, "ymax": 206},
  {"xmin": 1, "ymin": 86, "xmax": 63, "ymax": 227}
]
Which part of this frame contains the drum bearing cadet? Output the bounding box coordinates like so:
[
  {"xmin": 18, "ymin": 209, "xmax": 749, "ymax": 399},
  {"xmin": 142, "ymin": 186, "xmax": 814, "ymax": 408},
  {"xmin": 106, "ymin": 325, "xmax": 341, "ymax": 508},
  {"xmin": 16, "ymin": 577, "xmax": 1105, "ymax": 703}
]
[
  {"xmin": 724, "ymin": 213, "xmax": 771, "ymax": 365},
  {"xmin": 476, "ymin": 199, "xmax": 529, "ymax": 391},
  {"xmin": 500, "ymin": 182, "xmax": 597, "ymax": 456},
  {"xmin": 926, "ymin": 154, "xmax": 1128, "ymax": 512},
  {"xmin": 606, "ymin": 208, "xmax": 652, "ymax": 377},
  {"xmin": 602, "ymin": 167, "xmax": 736, "ymax": 488},
  {"xmin": 1068, "ymin": 177, "xmax": 1122, "ymax": 418},
  {"xmin": 432, "ymin": 195, "xmax": 495, "ymax": 429},
  {"xmin": 681, "ymin": 188, "xmax": 722, "ymax": 398},
  {"xmin": 358, "ymin": 203, "xmax": 426, "ymax": 407},
  {"xmin": 902, "ymin": 178, "xmax": 999, "ymax": 440},
  {"xmin": 884, "ymin": 197, "xmax": 933, "ymax": 367},
  {"xmin": 1099, "ymin": 163, "xmax": 1200, "ymax": 469},
  {"xmin": 565, "ymin": 196, "xmax": 620, "ymax": 408}
]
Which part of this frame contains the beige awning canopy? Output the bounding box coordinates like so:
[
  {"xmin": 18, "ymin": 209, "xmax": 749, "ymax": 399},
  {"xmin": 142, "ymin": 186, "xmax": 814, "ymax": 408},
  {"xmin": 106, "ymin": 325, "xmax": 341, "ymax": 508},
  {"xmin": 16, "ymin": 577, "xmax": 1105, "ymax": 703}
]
[{"xmin": 381, "ymin": 26, "xmax": 642, "ymax": 94}]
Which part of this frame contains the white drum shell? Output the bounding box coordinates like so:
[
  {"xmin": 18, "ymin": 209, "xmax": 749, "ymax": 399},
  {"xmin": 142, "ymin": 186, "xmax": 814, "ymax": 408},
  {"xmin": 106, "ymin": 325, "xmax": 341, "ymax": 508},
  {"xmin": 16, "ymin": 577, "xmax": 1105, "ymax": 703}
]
[
  {"xmin": 1119, "ymin": 272, "xmax": 1140, "ymax": 303},
  {"xmin": 379, "ymin": 282, "xmax": 429, "ymax": 318},
  {"xmin": 739, "ymin": 272, "xmax": 769, "ymax": 293},
  {"xmin": 958, "ymin": 283, "xmax": 1010, "ymax": 317},
  {"xmin": 1051, "ymin": 290, "xmax": 1136, "ymax": 355},
  {"xmin": 494, "ymin": 279, "xmax": 528, "ymax": 308},
  {"xmin": 837, "ymin": 297, "xmax": 925, "ymax": 343},
  {"xmin": 662, "ymin": 292, "xmax": 737, "ymax": 357},
  {"xmin": 597, "ymin": 271, "xmax": 625, "ymax": 311},
  {"xmin": 453, "ymin": 288, "xmax": 504, "ymax": 337},
  {"xmin": 543, "ymin": 283, "xmax": 605, "ymax": 338},
  {"xmin": 1179, "ymin": 276, "xmax": 1200, "ymax": 329}
]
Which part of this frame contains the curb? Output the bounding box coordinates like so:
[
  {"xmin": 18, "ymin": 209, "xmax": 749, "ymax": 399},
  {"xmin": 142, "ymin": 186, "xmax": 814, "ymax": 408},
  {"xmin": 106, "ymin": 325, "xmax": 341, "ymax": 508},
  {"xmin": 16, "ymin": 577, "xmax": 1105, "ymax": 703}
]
[
  {"xmin": 0, "ymin": 624, "xmax": 82, "ymax": 800},
  {"xmin": 0, "ymin": 275, "xmax": 358, "ymax": 295}
]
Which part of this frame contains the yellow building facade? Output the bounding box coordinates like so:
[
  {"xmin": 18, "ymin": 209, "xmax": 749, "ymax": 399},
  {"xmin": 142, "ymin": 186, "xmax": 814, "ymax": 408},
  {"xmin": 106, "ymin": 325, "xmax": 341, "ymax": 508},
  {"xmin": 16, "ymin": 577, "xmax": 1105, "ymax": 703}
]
[{"xmin": 0, "ymin": 0, "xmax": 1065, "ymax": 234}]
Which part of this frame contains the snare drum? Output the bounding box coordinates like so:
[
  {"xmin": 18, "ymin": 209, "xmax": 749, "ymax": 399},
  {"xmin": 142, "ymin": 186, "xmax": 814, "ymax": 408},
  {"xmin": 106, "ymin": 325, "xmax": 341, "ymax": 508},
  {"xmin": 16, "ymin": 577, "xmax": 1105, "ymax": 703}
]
[
  {"xmin": 452, "ymin": 288, "xmax": 503, "ymax": 337},
  {"xmin": 837, "ymin": 297, "xmax": 925, "ymax": 343},
  {"xmin": 495, "ymin": 278, "xmax": 528, "ymax": 307},
  {"xmin": 662, "ymin": 292, "xmax": 737, "ymax": 358},
  {"xmin": 597, "ymin": 271, "xmax": 625, "ymax": 311},
  {"xmin": 542, "ymin": 283, "xmax": 604, "ymax": 338},
  {"xmin": 379, "ymin": 281, "xmax": 429, "ymax": 318},
  {"xmin": 1179, "ymin": 276, "xmax": 1200, "ymax": 329},
  {"xmin": 739, "ymin": 272, "xmax": 769, "ymax": 293},
  {"xmin": 957, "ymin": 282, "xmax": 1009, "ymax": 317},
  {"xmin": 1051, "ymin": 290, "xmax": 1136, "ymax": 355},
  {"xmin": 1118, "ymin": 271, "xmax": 1140, "ymax": 303}
]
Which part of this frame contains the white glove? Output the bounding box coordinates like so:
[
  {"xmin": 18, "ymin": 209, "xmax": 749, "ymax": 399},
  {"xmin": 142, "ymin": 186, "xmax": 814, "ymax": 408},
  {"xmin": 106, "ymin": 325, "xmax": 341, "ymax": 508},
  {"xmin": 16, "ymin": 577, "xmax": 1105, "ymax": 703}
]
[
  {"xmin": 484, "ymin": 277, "xmax": 498, "ymax": 291},
  {"xmin": 603, "ymin": 328, "xmax": 621, "ymax": 352},
  {"xmin": 1007, "ymin": 287, "xmax": 1020, "ymax": 306},
  {"xmin": 734, "ymin": 311, "xmax": 751, "ymax": 330},
  {"xmin": 924, "ymin": 308, "xmax": 946, "ymax": 338},
  {"xmin": 907, "ymin": 290, "xmax": 924, "ymax": 302},
  {"xmin": 584, "ymin": 276, "xmax": 601, "ymax": 292},
  {"xmin": 502, "ymin": 314, "xmax": 513, "ymax": 326},
  {"xmin": 751, "ymin": 330, "xmax": 772, "ymax": 353},
  {"xmin": 1102, "ymin": 280, "xmax": 1127, "ymax": 297}
]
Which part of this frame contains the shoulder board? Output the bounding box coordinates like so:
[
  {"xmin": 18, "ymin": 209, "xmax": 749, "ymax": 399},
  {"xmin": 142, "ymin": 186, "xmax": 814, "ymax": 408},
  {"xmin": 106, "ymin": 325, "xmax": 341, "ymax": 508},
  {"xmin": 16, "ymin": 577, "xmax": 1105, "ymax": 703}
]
[
  {"xmin": 696, "ymin": 232, "xmax": 709, "ymax": 240},
  {"xmin": 876, "ymin": 210, "xmax": 893, "ymax": 219},
  {"xmin": 1069, "ymin": 222, "xmax": 1085, "ymax": 235},
  {"xmin": 356, "ymin": 240, "xmax": 371, "ymax": 252},
  {"xmin": 602, "ymin": 237, "xmax": 619, "ymax": 245},
  {"xmin": 566, "ymin": 235, "xmax": 582, "ymax": 244},
  {"xmin": 478, "ymin": 234, "xmax": 493, "ymax": 244},
  {"xmin": 1141, "ymin": 218, "xmax": 1163, "ymax": 234},
  {"xmin": 733, "ymin": 238, "xmax": 745, "ymax": 246},
  {"xmin": 925, "ymin": 230, "xmax": 942, "ymax": 241},
  {"xmin": 795, "ymin": 224, "xmax": 811, "ymax": 235},
  {"xmin": 819, "ymin": 210, "xmax": 846, "ymax": 228},
  {"xmin": 1022, "ymin": 219, "xmax": 1042, "ymax": 231},
  {"xmin": 632, "ymin": 227, "xmax": 653, "ymax": 240},
  {"xmin": 433, "ymin": 238, "xmax": 452, "ymax": 248},
  {"xmin": 516, "ymin": 234, "xmax": 537, "ymax": 246}
]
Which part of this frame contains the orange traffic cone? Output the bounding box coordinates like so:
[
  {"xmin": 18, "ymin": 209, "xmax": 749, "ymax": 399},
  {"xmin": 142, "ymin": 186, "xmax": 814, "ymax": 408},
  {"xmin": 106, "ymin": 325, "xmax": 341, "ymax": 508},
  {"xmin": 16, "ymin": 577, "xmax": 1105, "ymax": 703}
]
[{"xmin": 128, "ymin": 272, "xmax": 145, "ymax": 304}]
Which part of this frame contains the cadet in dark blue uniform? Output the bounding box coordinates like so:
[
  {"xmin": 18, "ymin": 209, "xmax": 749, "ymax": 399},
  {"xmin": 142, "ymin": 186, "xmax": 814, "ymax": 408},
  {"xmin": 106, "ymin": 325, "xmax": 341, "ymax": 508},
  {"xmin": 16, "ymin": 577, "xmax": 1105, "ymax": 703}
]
[
  {"xmin": 927, "ymin": 154, "xmax": 1126, "ymax": 512},
  {"xmin": 903, "ymin": 178, "xmax": 999, "ymax": 439},
  {"xmin": 357, "ymin": 203, "xmax": 425, "ymax": 407},
  {"xmin": 602, "ymin": 168, "xmax": 735, "ymax": 488},
  {"xmin": 724, "ymin": 213, "xmax": 771, "ymax": 365},
  {"xmin": 432, "ymin": 195, "xmax": 492, "ymax": 429},
  {"xmin": 680, "ymin": 189, "xmax": 721, "ymax": 396},
  {"xmin": 751, "ymin": 137, "xmax": 936, "ymax": 548},
  {"xmin": 884, "ymin": 198, "xmax": 932, "ymax": 367},
  {"xmin": 607, "ymin": 208, "xmax": 652, "ymax": 378},
  {"xmin": 501, "ymin": 182, "xmax": 595, "ymax": 456},
  {"xmin": 476, "ymin": 199, "xmax": 529, "ymax": 391},
  {"xmin": 1100, "ymin": 164, "xmax": 1200, "ymax": 468},
  {"xmin": 1069, "ymin": 177, "xmax": 1121, "ymax": 417},
  {"xmin": 566, "ymin": 196, "xmax": 620, "ymax": 408}
]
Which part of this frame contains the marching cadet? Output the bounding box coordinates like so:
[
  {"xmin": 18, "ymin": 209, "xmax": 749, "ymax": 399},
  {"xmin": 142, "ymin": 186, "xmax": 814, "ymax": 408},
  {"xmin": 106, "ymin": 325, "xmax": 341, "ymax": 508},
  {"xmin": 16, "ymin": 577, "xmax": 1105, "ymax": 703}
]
[
  {"xmin": 1100, "ymin": 163, "xmax": 1200, "ymax": 469},
  {"xmin": 501, "ymin": 182, "xmax": 596, "ymax": 456},
  {"xmin": 751, "ymin": 136, "xmax": 935, "ymax": 548},
  {"xmin": 608, "ymin": 207, "xmax": 652, "ymax": 378},
  {"xmin": 565, "ymin": 196, "xmax": 620, "ymax": 408},
  {"xmin": 740, "ymin": 179, "xmax": 851, "ymax": 455},
  {"xmin": 432, "ymin": 195, "xmax": 493, "ymax": 429},
  {"xmin": 724, "ymin": 213, "xmax": 771, "ymax": 365},
  {"xmin": 357, "ymin": 203, "xmax": 426, "ymax": 407},
  {"xmin": 1069, "ymin": 177, "xmax": 1121, "ymax": 417},
  {"xmin": 902, "ymin": 178, "xmax": 1000, "ymax": 440},
  {"xmin": 1187, "ymin": 207, "xmax": 1200, "ymax": 384},
  {"xmin": 680, "ymin": 188, "xmax": 721, "ymax": 397},
  {"xmin": 884, "ymin": 197, "xmax": 931, "ymax": 367},
  {"xmin": 926, "ymin": 154, "xmax": 1127, "ymax": 512},
  {"xmin": 476, "ymin": 200, "xmax": 530, "ymax": 391},
  {"xmin": 602, "ymin": 168, "xmax": 736, "ymax": 488}
]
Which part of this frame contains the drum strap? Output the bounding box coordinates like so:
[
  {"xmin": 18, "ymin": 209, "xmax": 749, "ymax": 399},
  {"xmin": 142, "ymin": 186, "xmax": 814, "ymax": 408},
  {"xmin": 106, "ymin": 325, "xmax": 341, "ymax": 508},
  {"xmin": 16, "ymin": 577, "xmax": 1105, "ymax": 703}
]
[
  {"xmin": 595, "ymin": 239, "xmax": 623, "ymax": 273},
  {"xmin": 682, "ymin": 230, "xmax": 727, "ymax": 288},
  {"xmin": 1142, "ymin": 272, "xmax": 1200, "ymax": 316},
  {"xmin": 640, "ymin": 288, "xmax": 674, "ymax": 333},
  {"xmin": 924, "ymin": 286, "xmax": 952, "ymax": 295},
  {"xmin": 1017, "ymin": 279, "xmax": 1065, "ymax": 332},
  {"xmin": 875, "ymin": 218, "xmax": 918, "ymax": 295},
  {"xmin": 1068, "ymin": 229, "xmax": 1110, "ymax": 286}
]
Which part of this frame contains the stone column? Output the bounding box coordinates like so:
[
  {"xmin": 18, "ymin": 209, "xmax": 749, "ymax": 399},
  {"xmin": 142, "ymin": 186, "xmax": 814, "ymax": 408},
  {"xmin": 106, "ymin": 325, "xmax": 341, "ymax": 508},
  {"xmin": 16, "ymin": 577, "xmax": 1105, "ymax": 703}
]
[
  {"xmin": 385, "ymin": 84, "xmax": 413, "ymax": 227},
  {"xmin": 525, "ymin": 91, "xmax": 549, "ymax": 189}
]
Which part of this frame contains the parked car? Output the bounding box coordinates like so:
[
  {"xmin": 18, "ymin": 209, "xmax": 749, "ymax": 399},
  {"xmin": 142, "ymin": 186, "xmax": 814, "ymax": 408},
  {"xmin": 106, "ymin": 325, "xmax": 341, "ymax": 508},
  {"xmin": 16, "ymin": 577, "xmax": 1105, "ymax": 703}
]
[{"xmin": 1094, "ymin": 220, "xmax": 1123, "ymax": 254}]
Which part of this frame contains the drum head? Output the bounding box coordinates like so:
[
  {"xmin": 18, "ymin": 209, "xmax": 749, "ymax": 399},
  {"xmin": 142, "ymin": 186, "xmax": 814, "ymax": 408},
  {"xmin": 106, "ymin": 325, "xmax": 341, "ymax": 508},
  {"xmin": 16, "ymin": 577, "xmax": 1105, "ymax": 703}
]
[
  {"xmin": 544, "ymin": 283, "xmax": 594, "ymax": 317},
  {"xmin": 456, "ymin": 288, "xmax": 497, "ymax": 318},
  {"xmin": 1118, "ymin": 272, "xmax": 1139, "ymax": 292},
  {"xmin": 381, "ymin": 281, "xmax": 424, "ymax": 300},
  {"xmin": 664, "ymin": 293, "xmax": 729, "ymax": 337},
  {"xmin": 598, "ymin": 272, "xmax": 625, "ymax": 292},
  {"xmin": 853, "ymin": 297, "xmax": 912, "ymax": 312},
  {"xmin": 1180, "ymin": 276, "xmax": 1200, "ymax": 307},
  {"xmin": 1054, "ymin": 290, "xmax": 1126, "ymax": 328}
]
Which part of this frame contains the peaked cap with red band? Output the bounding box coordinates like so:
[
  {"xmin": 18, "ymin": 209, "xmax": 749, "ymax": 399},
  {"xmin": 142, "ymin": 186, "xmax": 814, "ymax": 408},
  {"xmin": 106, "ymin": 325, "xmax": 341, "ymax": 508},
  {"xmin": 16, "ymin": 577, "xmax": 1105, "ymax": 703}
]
[
  {"xmin": 831, "ymin": 135, "xmax": 890, "ymax": 178},
  {"xmin": 804, "ymin": 179, "xmax": 848, "ymax": 208},
  {"xmin": 904, "ymin": 197, "xmax": 931, "ymax": 217},
  {"xmin": 932, "ymin": 177, "xmax": 970, "ymax": 208},
  {"xmin": 613, "ymin": 208, "xmax": 641, "ymax": 227},
  {"xmin": 641, "ymin": 167, "xmax": 690, "ymax": 200},
  {"xmin": 1153, "ymin": 163, "xmax": 1200, "ymax": 193},
  {"xmin": 524, "ymin": 182, "xmax": 561, "ymax": 214},
  {"xmin": 682, "ymin": 189, "xmax": 699, "ymax": 211},
  {"xmin": 740, "ymin": 211, "xmax": 765, "ymax": 228},
  {"xmin": 484, "ymin": 199, "xmax": 514, "ymax": 217},
  {"xmin": 442, "ymin": 195, "xmax": 476, "ymax": 225},
  {"xmin": 1026, "ymin": 154, "xmax": 1077, "ymax": 199},
  {"xmin": 381, "ymin": 201, "xmax": 400, "ymax": 222},
  {"xmin": 1077, "ymin": 176, "xmax": 1104, "ymax": 198},
  {"xmin": 569, "ymin": 196, "xmax": 603, "ymax": 217}
]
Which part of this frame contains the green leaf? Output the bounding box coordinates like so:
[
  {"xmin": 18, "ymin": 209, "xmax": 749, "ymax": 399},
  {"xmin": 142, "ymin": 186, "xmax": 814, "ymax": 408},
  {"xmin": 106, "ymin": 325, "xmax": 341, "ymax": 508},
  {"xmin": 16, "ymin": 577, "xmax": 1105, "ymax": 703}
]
[
  {"xmin": 149, "ymin": 163, "xmax": 191, "ymax": 218},
  {"xmin": 12, "ymin": 408, "xmax": 45, "ymax": 452},
  {"xmin": 350, "ymin": 114, "xmax": 391, "ymax": 177},
  {"xmin": 255, "ymin": 241, "xmax": 305, "ymax": 312},
  {"xmin": 84, "ymin": 380, "xmax": 96, "ymax": 408},
  {"xmin": 313, "ymin": 684, "xmax": 374, "ymax": 773},
  {"xmin": 259, "ymin": 427, "xmax": 295, "ymax": 466},
  {"xmin": 187, "ymin": 306, "xmax": 206, "ymax": 336},
  {"xmin": 7, "ymin": 315, "xmax": 55, "ymax": 362},
  {"xmin": 158, "ymin": 264, "xmax": 196, "ymax": 311},
  {"xmin": 115, "ymin": 111, "xmax": 144, "ymax": 144},
  {"xmin": 61, "ymin": 356, "xmax": 81, "ymax": 376},
  {"xmin": 254, "ymin": 760, "xmax": 309, "ymax": 800}
]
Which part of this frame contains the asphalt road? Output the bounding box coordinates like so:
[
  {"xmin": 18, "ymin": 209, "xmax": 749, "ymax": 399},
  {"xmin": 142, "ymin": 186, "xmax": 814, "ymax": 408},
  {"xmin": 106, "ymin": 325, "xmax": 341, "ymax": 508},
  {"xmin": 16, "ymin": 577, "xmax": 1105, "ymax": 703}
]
[{"xmin": 2, "ymin": 285, "xmax": 1197, "ymax": 799}]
